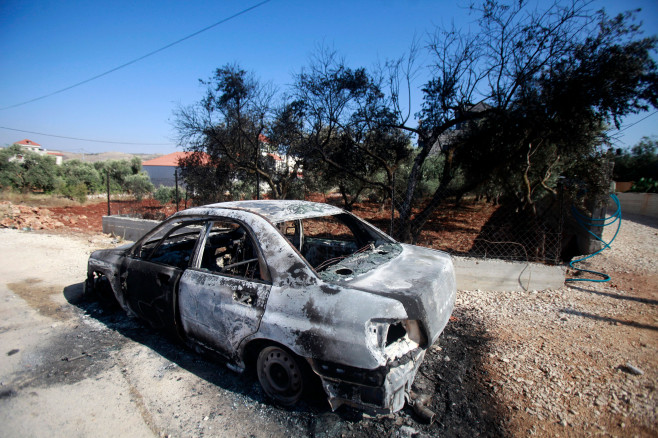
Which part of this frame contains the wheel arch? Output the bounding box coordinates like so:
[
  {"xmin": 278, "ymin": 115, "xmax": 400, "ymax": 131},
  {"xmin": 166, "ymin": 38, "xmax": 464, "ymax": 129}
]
[{"xmin": 241, "ymin": 337, "xmax": 307, "ymax": 371}]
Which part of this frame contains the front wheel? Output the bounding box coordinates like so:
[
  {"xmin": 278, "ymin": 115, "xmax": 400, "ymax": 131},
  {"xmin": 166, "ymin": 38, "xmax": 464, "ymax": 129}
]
[{"xmin": 256, "ymin": 346, "xmax": 304, "ymax": 406}]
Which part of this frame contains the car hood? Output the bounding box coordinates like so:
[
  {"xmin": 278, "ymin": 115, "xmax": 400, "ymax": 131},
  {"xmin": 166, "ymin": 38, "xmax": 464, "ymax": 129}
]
[
  {"xmin": 88, "ymin": 245, "xmax": 132, "ymax": 269},
  {"xmin": 90, "ymin": 244, "xmax": 131, "ymax": 260},
  {"xmin": 324, "ymin": 244, "xmax": 456, "ymax": 346}
]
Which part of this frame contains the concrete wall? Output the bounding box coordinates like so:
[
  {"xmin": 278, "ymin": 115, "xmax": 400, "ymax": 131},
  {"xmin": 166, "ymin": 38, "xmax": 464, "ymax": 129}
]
[
  {"xmin": 613, "ymin": 192, "xmax": 658, "ymax": 218},
  {"xmin": 102, "ymin": 216, "xmax": 160, "ymax": 241},
  {"xmin": 453, "ymin": 257, "xmax": 565, "ymax": 291}
]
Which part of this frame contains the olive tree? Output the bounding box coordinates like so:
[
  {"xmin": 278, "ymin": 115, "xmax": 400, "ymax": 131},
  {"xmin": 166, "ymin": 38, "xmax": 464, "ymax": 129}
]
[
  {"xmin": 175, "ymin": 64, "xmax": 303, "ymax": 201},
  {"xmin": 384, "ymin": 0, "xmax": 657, "ymax": 242}
]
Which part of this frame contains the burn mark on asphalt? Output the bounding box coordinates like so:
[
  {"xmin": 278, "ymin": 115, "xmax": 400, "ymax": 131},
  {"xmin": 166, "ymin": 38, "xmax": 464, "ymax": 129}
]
[{"xmin": 0, "ymin": 388, "xmax": 17, "ymax": 399}]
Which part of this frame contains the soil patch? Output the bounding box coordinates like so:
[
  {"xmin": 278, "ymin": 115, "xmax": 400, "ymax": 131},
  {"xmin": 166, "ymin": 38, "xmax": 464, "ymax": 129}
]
[{"xmin": 7, "ymin": 279, "xmax": 73, "ymax": 321}]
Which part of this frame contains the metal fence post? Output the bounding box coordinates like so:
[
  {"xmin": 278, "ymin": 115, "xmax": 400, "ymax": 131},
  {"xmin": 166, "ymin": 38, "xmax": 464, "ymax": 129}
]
[
  {"xmin": 106, "ymin": 169, "xmax": 111, "ymax": 216},
  {"xmin": 175, "ymin": 169, "xmax": 180, "ymax": 212},
  {"xmin": 390, "ymin": 170, "xmax": 395, "ymax": 236}
]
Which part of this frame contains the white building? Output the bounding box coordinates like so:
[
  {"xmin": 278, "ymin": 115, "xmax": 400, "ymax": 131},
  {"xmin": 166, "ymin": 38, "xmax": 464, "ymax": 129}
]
[{"xmin": 11, "ymin": 139, "xmax": 64, "ymax": 165}]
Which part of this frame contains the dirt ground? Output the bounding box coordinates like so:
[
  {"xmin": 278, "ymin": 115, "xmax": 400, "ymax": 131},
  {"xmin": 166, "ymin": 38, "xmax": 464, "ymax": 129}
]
[{"xmin": 0, "ymin": 201, "xmax": 656, "ymax": 437}]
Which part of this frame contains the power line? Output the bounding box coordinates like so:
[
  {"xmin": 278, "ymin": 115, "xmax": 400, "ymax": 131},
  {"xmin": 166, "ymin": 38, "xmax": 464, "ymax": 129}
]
[
  {"xmin": 615, "ymin": 110, "xmax": 658, "ymax": 133},
  {"xmin": 0, "ymin": 126, "xmax": 173, "ymax": 146},
  {"xmin": 0, "ymin": 0, "xmax": 271, "ymax": 111}
]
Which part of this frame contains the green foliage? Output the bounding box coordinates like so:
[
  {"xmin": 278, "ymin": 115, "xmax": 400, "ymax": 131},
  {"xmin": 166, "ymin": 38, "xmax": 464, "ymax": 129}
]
[
  {"xmin": 154, "ymin": 185, "xmax": 177, "ymax": 205},
  {"xmin": 178, "ymin": 152, "xmax": 230, "ymax": 204},
  {"xmin": 129, "ymin": 156, "xmax": 142, "ymax": 174},
  {"xmin": 123, "ymin": 173, "xmax": 154, "ymax": 201},
  {"xmin": 0, "ymin": 146, "xmax": 23, "ymax": 190},
  {"xmin": 0, "ymin": 145, "xmax": 58, "ymax": 192},
  {"xmin": 423, "ymin": 5, "xmax": 657, "ymax": 219},
  {"xmin": 391, "ymin": 152, "xmax": 445, "ymax": 203},
  {"xmin": 60, "ymin": 182, "xmax": 88, "ymax": 203},
  {"xmin": 94, "ymin": 158, "xmax": 146, "ymax": 193},
  {"xmin": 226, "ymin": 178, "xmax": 256, "ymax": 201},
  {"xmin": 380, "ymin": 1, "xmax": 658, "ymax": 241},
  {"xmin": 171, "ymin": 1, "xmax": 657, "ymax": 243},
  {"xmin": 60, "ymin": 160, "xmax": 103, "ymax": 194},
  {"xmin": 630, "ymin": 177, "xmax": 658, "ymax": 193},
  {"xmin": 0, "ymin": 146, "xmax": 153, "ymax": 199},
  {"xmin": 613, "ymin": 136, "xmax": 658, "ymax": 181}
]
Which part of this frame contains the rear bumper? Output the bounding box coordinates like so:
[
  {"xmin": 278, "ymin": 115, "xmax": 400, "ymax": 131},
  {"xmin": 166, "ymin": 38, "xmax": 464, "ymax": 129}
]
[{"xmin": 310, "ymin": 349, "xmax": 425, "ymax": 414}]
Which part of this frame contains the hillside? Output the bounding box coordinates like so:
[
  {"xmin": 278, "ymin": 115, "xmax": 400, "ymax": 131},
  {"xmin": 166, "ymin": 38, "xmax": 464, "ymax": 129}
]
[{"xmin": 59, "ymin": 151, "xmax": 164, "ymax": 163}]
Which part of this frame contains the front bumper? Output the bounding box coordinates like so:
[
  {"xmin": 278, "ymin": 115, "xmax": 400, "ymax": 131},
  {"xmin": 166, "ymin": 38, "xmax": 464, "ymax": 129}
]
[{"xmin": 310, "ymin": 348, "xmax": 426, "ymax": 414}]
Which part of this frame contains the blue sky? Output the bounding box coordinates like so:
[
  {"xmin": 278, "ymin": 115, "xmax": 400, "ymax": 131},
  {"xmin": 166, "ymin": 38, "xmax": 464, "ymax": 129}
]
[{"xmin": 1, "ymin": 0, "xmax": 657, "ymax": 155}]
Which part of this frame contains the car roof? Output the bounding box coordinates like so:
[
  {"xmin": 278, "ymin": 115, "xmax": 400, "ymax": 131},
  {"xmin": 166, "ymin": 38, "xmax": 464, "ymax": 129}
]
[{"xmin": 174, "ymin": 200, "xmax": 345, "ymax": 223}]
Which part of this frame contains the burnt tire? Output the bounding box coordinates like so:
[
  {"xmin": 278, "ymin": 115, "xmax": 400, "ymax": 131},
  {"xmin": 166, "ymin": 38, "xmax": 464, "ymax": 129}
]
[{"xmin": 257, "ymin": 346, "xmax": 304, "ymax": 406}]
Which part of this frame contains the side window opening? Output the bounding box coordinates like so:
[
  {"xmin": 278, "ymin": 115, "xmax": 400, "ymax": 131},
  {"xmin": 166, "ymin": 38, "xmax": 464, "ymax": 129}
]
[
  {"xmin": 199, "ymin": 220, "xmax": 266, "ymax": 281},
  {"xmin": 300, "ymin": 215, "xmax": 360, "ymax": 269},
  {"xmin": 136, "ymin": 220, "xmax": 205, "ymax": 269}
]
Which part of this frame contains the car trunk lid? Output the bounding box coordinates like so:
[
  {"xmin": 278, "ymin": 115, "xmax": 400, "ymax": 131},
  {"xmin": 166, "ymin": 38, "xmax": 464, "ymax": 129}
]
[{"xmin": 322, "ymin": 244, "xmax": 456, "ymax": 345}]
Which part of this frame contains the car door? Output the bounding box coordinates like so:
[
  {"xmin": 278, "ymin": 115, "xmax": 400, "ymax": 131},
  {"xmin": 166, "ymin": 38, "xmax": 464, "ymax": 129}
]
[
  {"xmin": 121, "ymin": 218, "xmax": 206, "ymax": 335},
  {"xmin": 178, "ymin": 218, "xmax": 272, "ymax": 360}
]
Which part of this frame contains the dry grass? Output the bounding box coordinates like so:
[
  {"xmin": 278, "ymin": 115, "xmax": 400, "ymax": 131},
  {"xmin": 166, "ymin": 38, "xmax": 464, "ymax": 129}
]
[{"xmin": 0, "ymin": 190, "xmax": 81, "ymax": 208}]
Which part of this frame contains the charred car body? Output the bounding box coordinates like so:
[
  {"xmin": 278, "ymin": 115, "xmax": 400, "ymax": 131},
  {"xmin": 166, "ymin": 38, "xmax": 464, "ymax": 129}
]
[{"xmin": 86, "ymin": 200, "xmax": 456, "ymax": 413}]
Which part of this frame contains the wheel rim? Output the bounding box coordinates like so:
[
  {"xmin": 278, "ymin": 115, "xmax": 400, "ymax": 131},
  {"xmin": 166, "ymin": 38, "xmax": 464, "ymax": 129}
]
[{"xmin": 257, "ymin": 346, "xmax": 303, "ymax": 406}]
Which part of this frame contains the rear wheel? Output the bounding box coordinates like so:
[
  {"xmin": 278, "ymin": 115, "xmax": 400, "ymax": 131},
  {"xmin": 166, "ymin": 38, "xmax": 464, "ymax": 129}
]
[{"xmin": 256, "ymin": 346, "xmax": 304, "ymax": 406}]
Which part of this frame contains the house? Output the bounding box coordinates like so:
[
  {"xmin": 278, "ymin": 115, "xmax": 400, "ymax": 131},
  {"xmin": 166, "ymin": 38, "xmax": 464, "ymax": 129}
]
[
  {"xmin": 15, "ymin": 139, "xmax": 41, "ymax": 153},
  {"xmin": 142, "ymin": 151, "xmax": 210, "ymax": 187},
  {"xmin": 10, "ymin": 139, "xmax": 64, "ymax": 165}
]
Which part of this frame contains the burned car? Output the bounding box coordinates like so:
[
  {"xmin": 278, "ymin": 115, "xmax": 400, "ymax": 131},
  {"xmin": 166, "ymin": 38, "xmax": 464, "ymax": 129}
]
[{"xmin": 86, "ymin": 200, "xmax": 456, "ymax": 413}]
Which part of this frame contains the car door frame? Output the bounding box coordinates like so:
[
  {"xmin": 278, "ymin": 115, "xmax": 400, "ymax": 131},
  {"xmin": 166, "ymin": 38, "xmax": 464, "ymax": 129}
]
[
  {"xmin": 120, "ymin": 216, "xmax": 208, "ymax": 337},
  {"xmin": 178, "ymin": 215, "xmax": 273, "ymax": 361}
]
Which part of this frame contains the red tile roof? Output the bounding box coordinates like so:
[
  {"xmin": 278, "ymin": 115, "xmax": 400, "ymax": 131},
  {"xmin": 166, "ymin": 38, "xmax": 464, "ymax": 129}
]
[
  {"xmin": 15, "ymin": 139, "xmax": 41, "ymax": 147},
  {"xmin": 142, "ymin": 151, "xmax": 210, "ymax": 167}
]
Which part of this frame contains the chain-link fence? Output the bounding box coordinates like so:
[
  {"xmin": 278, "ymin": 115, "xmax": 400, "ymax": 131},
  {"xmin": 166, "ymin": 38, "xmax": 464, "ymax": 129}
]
[{"xmin": 384, "ymin": 190, "xmax": 565, "ymax": 265}]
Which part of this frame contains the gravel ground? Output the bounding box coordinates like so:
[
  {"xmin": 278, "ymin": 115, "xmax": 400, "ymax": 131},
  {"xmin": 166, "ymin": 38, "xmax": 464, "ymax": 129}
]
[
  {"xmin": 446, "ymin": 213, "xmax": 658, "ymax": 436},
  {"xmin": 0, "ymin": 213, "xmax": 656, "ymax": 437}
]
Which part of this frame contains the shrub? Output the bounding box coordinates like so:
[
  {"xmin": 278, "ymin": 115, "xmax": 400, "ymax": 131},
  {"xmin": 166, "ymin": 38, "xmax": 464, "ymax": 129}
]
[
  {"xmin": 123, "ymin": 173, "xmax": 154, "ymax": 201},
  {"xmin": 61, "ymin": 182, "xmax": 88, "ymax": 203},
  {"xmin": 154, "ymin": 185, "xmax": 176, "ymax": 205},
  {"xmin": 630, "ymin": 177, "xmax": 658, "ymax": 193}
]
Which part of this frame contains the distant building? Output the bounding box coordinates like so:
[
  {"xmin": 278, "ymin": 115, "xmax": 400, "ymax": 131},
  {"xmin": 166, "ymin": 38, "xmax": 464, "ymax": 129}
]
[
  {"xmin": 10, "ymin": 139, "xmax": 63, "ymax": 165},
  {"xmin": 142, "ymin": 145, "xmax": 301, "ymax": 192},
  {"xmin": 142, "ymin": 151, "xmax": 210, "ymax": 187},
  {"xmin": 14, "ymin": 139, "xmax": 41, "ymax": 152}
]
